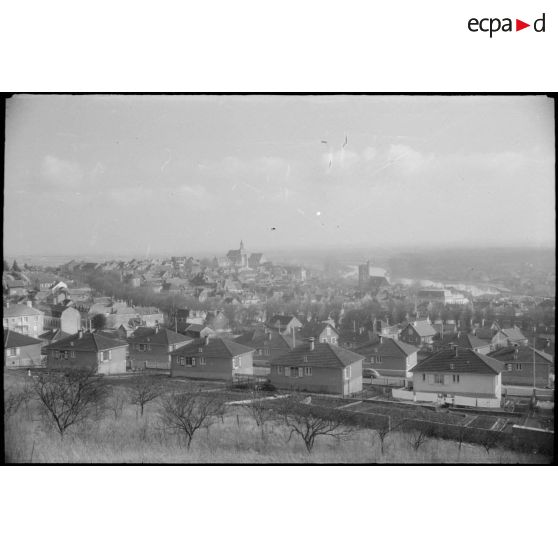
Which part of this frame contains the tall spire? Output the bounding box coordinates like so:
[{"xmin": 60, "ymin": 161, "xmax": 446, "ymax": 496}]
[{"xmin": 240, "ymin": 240, "xmax": 244, "ymax": 251}]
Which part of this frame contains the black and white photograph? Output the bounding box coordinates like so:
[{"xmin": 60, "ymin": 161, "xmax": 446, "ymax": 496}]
[{"xmin": 2, "ymin": 93, "xmax": 554, "ymax": 464}]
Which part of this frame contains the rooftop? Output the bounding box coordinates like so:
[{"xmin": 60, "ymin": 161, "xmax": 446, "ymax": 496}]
[
  {"xmin": 170, "ymin": 337, "xmax": 254, "ymax": 359},
  {"xmin": 412, "ymin": 348, "xmax": 504, "ymax": 376},
  {"xmin": 270, "ymin": 342, "xmax": 364, "ymax": 368}
]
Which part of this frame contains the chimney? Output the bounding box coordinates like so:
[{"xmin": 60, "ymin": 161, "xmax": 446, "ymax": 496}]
[
  {"xmin": 205, "ymin": 335, "xmax": 210, "ymax": 345},
  {"xmin": 26, "ymin": 300, "xmax": 33, "ymax": 308},
  {"xmin": 267, "ymin": 331, "xmax": 272, "ymax": 341},
  {"xmin": 78, "ymin": 329, "xmax": 84, "ymax": 339},
  {"xmin": 155, "ymin": 322, "xmax": 160, "ymax": 334},
  {"xmin": 309, "ymin": 337, "xmax": 315, "ymax": 351}
]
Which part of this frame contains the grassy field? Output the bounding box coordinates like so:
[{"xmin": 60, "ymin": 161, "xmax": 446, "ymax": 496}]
[{"xmin": 3, "ymin": 370, "xmax": 552, "ymax": 464}]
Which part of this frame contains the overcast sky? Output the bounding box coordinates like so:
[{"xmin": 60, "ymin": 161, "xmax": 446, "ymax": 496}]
[{"xmin": 4, "ymin": 94, "xmax": 555, "ymax": 258}]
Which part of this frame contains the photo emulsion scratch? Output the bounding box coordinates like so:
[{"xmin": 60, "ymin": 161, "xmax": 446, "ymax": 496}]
[{"xmin": 2, "ymin": 94, "xmax": 555, "ymax": 464}]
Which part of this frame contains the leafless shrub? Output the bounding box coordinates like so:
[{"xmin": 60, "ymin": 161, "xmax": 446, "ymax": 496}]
[
  {"xmin": 4, "ymin": 389, "xmax": 29, "ymax": 417},
  {"xmin": 478, "ymin": 430, "xmax": 501, "ymax": 454},
  {"xmin": 242, "ymin": 390, "xmax": 275, "ymax": 429},
  {"xmin": 32, "ymin": 369, "xmax": 107, "ymax": 438},
  {"xmin": 408, "ymin": 427, "xmax": 431, "ymax": 452},
  {"xmin": 376, "ymin": 417, "xmax": 406, "ymax": 455},
  {"xmin": 278, "ymin": 396, "xmax": 354, "ymax": 453},
  {"xmin": 158, "ymin": 390, "xmax": 225, "ymax": 449},
  {"xmin": 107, "ymin": 390, "xmax": 126, "ymax": 420},
  {"xmin": 128, "ymin": 375, "xmax": 163, "ymax": 417}
]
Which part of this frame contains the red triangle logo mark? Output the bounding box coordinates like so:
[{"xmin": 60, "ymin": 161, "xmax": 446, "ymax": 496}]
[{"xmin": 516, "ymin": 19, "xmax": 530, "ymax": 31}]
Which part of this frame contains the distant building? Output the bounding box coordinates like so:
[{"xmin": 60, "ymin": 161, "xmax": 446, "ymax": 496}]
[
  {"xmin": 226, "ymin": 240, "xmax": 248, "ymax": 268},
  {"xmin": 3, "ymin": 302, "xmax": 44, "ymax": 337},
  {"xmin": 358, "ymin": 261, "xmax": 389, "ymax": 291},
  {"xmin": 399, "ymin": 320, "xmax": 437, "ymax": 348},
  {"xmin": 417, "ymin": 289, "xmax": 469, "ymax": 306},
  {"xmin": 266, "ymin": 315, "xmax": 303, "ymax": 334}
]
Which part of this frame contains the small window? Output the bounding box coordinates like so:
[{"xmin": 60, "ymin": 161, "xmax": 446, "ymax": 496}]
[
  {"xmin": 376, "ymin": 355, "xmax": 383, "ymax": 364},
  {"xmin": 289, "ymin": 367, "xmax": 299, "ymax": 377},
  {"xmin": 199, "ymin": 357, "xmax": 206, "ymax": 365},
  {"xmin": 516, "ymin": 363, "xmax": 522, "ymax": 371},
  {"xmin": 53, "ymin": 350, "xmax": 60, "ymax": 359},
  {"xmin": 506, "ymin": 364, "xmax": 513, "ymax": 371},
  {"xmin": 434, "ymin": 374, "xmax": 444, "ymax": 384},
  {"xmin": 304, "ymin": 367, "xmax": 312, "ymax": 376},
  {"xmin": 452, "ymin": 374, "xmax": 460, "ymax": 383},
  {"xmin": 277, "ymin": 366, "xmax": 284, "ymax": 375},
  {"xmin": 7, "ymin": 347, "xmax": 17, "ymax": 357}
]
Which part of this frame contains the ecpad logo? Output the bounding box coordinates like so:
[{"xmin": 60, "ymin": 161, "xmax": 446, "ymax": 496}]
[{"xmin": 468, "ymin": 13, "xmax": 546, "ymax": 37}]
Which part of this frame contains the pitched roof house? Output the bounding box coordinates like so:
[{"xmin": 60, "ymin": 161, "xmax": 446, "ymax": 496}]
[
  {"xmin": 267, "ymin": 314, "xmax": 303, "ymax": 334},
  {"xmin": 234, "ymin": 328, "xmax": 301, "ymax": 367},
  {"xmin": 45, "ymin": 330, "xmax": 128, "ymax": 375},
  {"xmin": 3, "ymin": 302, "xmax": 44, "ymax": 337},
  {"xmin": 128, "ymin": 325, "xmax": 192, "ymax": 370},
  {"xmin": 408, "ymin": 346, "xmax": 504, "ymax": 407},
  {"xmin": 4, "ymin": 328, "xmax": 43, "ymax": 368},
  {"xmin": 399, "ymin": 320, "xmax": 437, "ymax": 347},
  {"xmin": 170, "ymin": 337, "xmax": 255, "ymax": 380},
  {"xmin": 355, "ymin": 336, "xmax": 418, "ymax": 379},
  {"xmin": 491, "ymin": 326, "xmax": 528, "ymax": 349},
  {"xmin": 269, "ymin": 338, "xmax": 364, "ymax": 395},
  {"xmin": 488, "ymin": 345, "xmax": 554, "ymax": 388}
]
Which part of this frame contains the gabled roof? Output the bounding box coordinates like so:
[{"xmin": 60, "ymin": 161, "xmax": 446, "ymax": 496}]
[
  {"xmin": 499, "ymin": 327, "xmax": 527, "ymax": 341},
  {"xmin": 4, "ymin": 328, "xmax": 42, "ymax": 348},
  {"xmin": 38, "ymin": 329, "xmax": 72, "ymax": 343},
  {"xmin": 456, "ymin": 333, "xmax": 491, "ymax": 350},
  {"xmin": 234, "ymin": 329, "xmax": 297, "ymax": 351},
  {"xmin": 356, "ymin": 337, "xmax": 418, "ymax": 358},
  {"xmin": 170, "ymin": 337, "xmax": 254, "ymax": 359},
  {"xmin": 268, "ymin": 315, "xmax": 299, "ymax": 326},
  {"xmin": 488, "ymin": 345, "xmax": 554, "ymax": 364},
  {"xmin": 299, "ymin": 321, "xmax": 339, "ymax": 339},
  {"xmin": 3, "ymin": 303, "xmax": 44, "ymax": 317},
  {"xmin": 412, "ymin": 348, "xmax": 504, "ymax": 375},
  {"xmin": 46, "ymin": 331, "xmax": 128, "ymax": 352},
  {"xmin": 129, "ymin": 326, "xmax": 190, "ymax": 346},
  {"xmin": 270, "ymin": 342, "xmax": 364, "ymax": 369},
  {"xmin": 404, "ymin": 321, "xmax": 437, "ymax": 337}
]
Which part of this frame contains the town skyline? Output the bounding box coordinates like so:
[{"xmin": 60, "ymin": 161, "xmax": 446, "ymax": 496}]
[{"xmin": 4, "ymin": 94, "xmax": 555, "ymax": 256}]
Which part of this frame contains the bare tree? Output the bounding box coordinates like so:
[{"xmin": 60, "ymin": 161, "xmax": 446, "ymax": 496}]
[
  {"xmin": 33, "ymin": 370, "xmax": 107, "ymax": 438},
  {"xmin": 158, "ymin": 390, "xmax": 224, "ymax": 449},
  {"xmin": 375, "ymin": 416, "xmax": 406, "ymax": 455},
  {"xmin": 242, "ymin": 390, "xmax": 275, "ymax": 430},
  {"xmin": 4, "ymin": 388, "xmax": 30, "ymax": 417},
  {"xmin": 478, "ymin": 430, "xmax": 500, "ymax": 455},
  {"xmin": 408, "ymin": 426, "xmax": 431, "ymax": 452},
  {"xmin": 278, "ymin": 396, "xmax": 354, "ymax": 453},
  {"xmin": 455, "ymin": 423, "xmax": 469, "ymax": 458},
  {"xmin": 128, "ymin": 374, "xmax": 163, "ymax": 417},
  {"xmin": 107, "ymin": 390, "xmax": 126, "ymax": 420}
]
